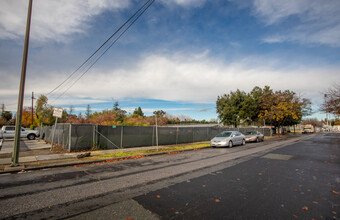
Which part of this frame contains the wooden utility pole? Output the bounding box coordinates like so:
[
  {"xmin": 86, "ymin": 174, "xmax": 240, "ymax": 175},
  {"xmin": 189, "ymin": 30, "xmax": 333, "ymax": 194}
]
[
  {"xmin": 31, "ymin": 91, "xmax": 35, "ymax": 126},
  {"xmin": 11, "ymin": 0, "xmax": 33, "ymax": 166}
]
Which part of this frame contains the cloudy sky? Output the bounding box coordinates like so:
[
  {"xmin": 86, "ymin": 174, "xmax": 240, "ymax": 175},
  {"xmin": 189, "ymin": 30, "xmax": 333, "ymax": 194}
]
[{"xmin": 0, "ymin": 0, "xmax": 339, "ymax": 120}]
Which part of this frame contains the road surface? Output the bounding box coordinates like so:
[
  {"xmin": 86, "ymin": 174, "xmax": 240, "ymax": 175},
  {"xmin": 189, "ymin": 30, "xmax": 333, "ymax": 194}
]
[{"xmin": 0, "ymin": 133, "xmax": 338, "ymax": 219}]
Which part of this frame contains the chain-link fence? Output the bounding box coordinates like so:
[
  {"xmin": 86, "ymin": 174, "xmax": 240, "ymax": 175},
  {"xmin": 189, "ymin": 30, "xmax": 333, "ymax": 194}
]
[{"xmin": 37, "ymin": 124, "xmax": 272, "ymax": 151}]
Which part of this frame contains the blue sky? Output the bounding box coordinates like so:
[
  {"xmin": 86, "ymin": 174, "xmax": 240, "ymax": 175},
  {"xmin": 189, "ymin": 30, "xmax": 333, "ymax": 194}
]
[{"xmin": 0, "ymin": 0, "xmax": 339, "ymax": 121}]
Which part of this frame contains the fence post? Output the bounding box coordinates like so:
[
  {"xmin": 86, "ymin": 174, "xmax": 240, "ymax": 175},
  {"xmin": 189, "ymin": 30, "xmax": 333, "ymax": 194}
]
[
  {"xmin": 121, "ymin": 126, "xmax": 123, "ymax": 148},
  {"xmin": 68, "ymin": 124, "xmax": 72, "ymax": 152},
  {"xmin": 92, "ymin": 125, "xmax": 95, "ymax": 148},
  {"xmin": 152, "ymin": 126, "xmax": 154, "ymax": 146},
  {"xmin": 176, "ymin": 127, "xmax": 179, "ymax": 145},
  {"xmin": 207, "ymin": 127, "xmax": 209, "ymax": 140},
  {"xmin": 57, "ymin": 124, "xmax": 60, "ymax": 146}
]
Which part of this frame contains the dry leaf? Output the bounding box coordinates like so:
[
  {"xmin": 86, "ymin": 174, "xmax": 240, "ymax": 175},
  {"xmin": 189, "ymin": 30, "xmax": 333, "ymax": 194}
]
[
  {"xmin": 215, "ymin": 199, "xmax": 221, "ymax": 203},
  {"xmin": 292, "ymin": 214, "xmax": 298, "ymax": 218},
  {"xmin": 312, "ymin": 201, "xmax": 318, "ymax": 204},
  {"xmin": 236, "ymin": 178, "xmax": 240, "ymax": 181},
  {"xmin": 156, "ymin": 195, "xmax": 161, "ymax": 198},
  {"xmin": 302, "ymin": 206, "xmax": 308, "ymax": 210},
  {"xmin": 202, "ymin": 185, "xmax": 206, "ymax": 187},
  {"xmin": 331, "ymin": 190, "xmax": 339, "ymax": 194},
  {"xmin": 332, "ymin": 211, "xmax": 337, "ymax": 215}
]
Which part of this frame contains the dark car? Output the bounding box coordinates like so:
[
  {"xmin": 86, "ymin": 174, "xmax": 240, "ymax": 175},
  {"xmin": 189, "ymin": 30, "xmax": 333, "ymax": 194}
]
[{"xmin": 245, "ymin": 131, "xmax": 264, "ymax": 143}]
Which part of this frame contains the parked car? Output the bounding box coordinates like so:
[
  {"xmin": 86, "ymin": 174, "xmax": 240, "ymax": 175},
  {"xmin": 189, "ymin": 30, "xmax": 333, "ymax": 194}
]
[
  {"xmin": 245, "ymin": 131, "xmax": 264, "ymax": 142},
  {"xmin": 210, "ymin": 131, "xmax": 246, "ymax": 148},
  {"xmin": 0, "ymin": 126, "xmax": 40, "ymax": 140}
]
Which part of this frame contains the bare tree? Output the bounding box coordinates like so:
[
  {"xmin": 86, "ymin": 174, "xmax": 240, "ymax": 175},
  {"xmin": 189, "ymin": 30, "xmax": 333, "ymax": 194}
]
[{"xmin": 321, "ymin": 83, "xmax": 340, "ymax": 116}]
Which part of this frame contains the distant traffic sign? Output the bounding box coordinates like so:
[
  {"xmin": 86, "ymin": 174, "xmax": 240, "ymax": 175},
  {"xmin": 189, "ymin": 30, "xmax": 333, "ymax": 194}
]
[{"xmin": 53, "ymin": 107, "xmax": 63, "ymax": 118}]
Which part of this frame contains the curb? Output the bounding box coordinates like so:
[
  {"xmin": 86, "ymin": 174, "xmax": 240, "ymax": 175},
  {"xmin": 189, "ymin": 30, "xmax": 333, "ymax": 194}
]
[{"xmin": 0, "ymin": 146, "xmax": 212, "ymax": 174}]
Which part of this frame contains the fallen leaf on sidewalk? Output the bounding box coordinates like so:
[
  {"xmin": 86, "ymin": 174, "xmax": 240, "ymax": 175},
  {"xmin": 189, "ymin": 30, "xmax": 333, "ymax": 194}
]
[
  {"xmin": 258, "ymin": 173, "xmax": 262, "ymax": 175},
  {"xmin": 302, "ymin": 206, "xmax": 308, "ymax": 210},
  {"xmin": 292, "ymin": 214, "xmax": 298, "ymax": 218},
  {"xmin": 202, "ymin": 185, "xmax": 206, "ymax": 187},
  {"xmin": 332, "ymin": 211, "xmax": 337, "ymax": 215},
  {"xmin": 236, "ymin": 178, "xmax": 240, "ymax": 181},
  {"xmin": 331, "ymin": 190, "xmax": 339, "ymax": 195},
  {"xmin": 215, "ymin": 199, "xmax": 220, "ymax": 203},
  {"xmin": 312, "ymin": 201, "xmax": 318, "ymax": 204},
  {"xmin": 294, "ymin": 189, "xmax": 299, "ymax": 192},
  {"xmin": 156, "ymin": 195, "xmax": 161, "ymax": 198}
]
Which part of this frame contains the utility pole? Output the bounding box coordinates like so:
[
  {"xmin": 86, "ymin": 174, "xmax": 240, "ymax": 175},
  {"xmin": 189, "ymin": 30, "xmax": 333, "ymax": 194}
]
[
  {"xmin": 11, "ymin": 0, "xmax": 33, "ymax": 167},
  {"xmin": 31, "ymin": 92, "xmax": 35, "ymax": 126},
  {"xmin": 1, "ymin": 104, "xmax": 4, "ymax": 114}
]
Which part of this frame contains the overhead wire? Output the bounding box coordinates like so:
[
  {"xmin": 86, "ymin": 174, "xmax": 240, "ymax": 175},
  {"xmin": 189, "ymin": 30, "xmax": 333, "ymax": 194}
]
[
  {"xmin": 47, "ymin": 0, "xmax": 154, "ymax": 97},
  {"xmin": 47, "ymin": 0, "xmax": 155, "ymax": 104},
  {"xmin": 50, "ymin": 0, "xmax": 155, "ymax": 104}
]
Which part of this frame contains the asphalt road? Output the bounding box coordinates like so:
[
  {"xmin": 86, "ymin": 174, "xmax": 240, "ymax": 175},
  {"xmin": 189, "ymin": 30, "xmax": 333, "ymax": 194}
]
[{"xmin": 0, "ymin": 133, "xmax": 338, "ymax": 220}]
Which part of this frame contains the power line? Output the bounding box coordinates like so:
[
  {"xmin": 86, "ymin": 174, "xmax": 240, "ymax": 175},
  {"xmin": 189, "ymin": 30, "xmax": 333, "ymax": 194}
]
[
  {"xmin": 47, "ymin": 0, "xmax": 155, "ymax": 104},
  {"xmin": 50, "ymin": 0, "xmax": 155, "ymax": 104}
]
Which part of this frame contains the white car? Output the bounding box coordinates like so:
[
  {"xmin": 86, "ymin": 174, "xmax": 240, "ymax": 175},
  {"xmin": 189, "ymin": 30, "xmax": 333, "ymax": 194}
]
[
  {"xmin": 0, "ymin": 126, "xmax": 40, "ymax": 140},
  {"xmin": 210, "ymin": 131, "xmax": 246, "ymax": 148}
]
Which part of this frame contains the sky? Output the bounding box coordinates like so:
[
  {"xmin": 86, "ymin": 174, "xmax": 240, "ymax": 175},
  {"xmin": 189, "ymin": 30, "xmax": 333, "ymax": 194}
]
[{"xmin": 0, "ymin": 0, "xmax": 339, "ymax": 121}]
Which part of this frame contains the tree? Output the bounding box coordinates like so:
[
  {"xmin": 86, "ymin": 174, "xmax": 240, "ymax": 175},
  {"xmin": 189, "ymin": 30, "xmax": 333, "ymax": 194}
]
[
  {"xmin": 216, "ymin": 89, "xmax": 246, "ymax": 127},
  {"xmin": 133, "ymin": 107, "xmax": 144, "ymax": 117},
  {"xmin": 153, "ymin": 110, "xmax": 166, "ymax": 117},
  {"xmin": 0, "ymin": 111, "xmax": 13, "ymax": 127},
  {"xmin": 301, "ymin": 118, "xmax": 323, "ymax": 127},
  {"xmin": 35, "ymin": 95, "xmax": 55, "ymax": 126},
  {"xmin": 86, "ymin": 104, "xmax": 91, "ymax": 120},
  {"xmin": 113, "ymin": 102, "xmax": 120, "ymax": 111},
  {"xmin": 69, "ymin": 105, "xmax": 74, "ymax": 115},
  {"xmin": 321, "ymin": 83, "xmax": 340, "ymax": 116},
  {"xmin": 21, "ymin": 107, "xmax": 35, "ymax": 127},
  {"xmin": 1, "ymin": 111, "xmax": 13, "ymax": 121},
  {"xmin": 258, "ymin": 89, "xmax": 311, "ymax": 134}
]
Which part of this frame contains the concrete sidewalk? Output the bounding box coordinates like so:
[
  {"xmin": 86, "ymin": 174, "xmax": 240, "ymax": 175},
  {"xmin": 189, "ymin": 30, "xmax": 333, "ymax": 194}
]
[
  {"xmin": 0, "ymin": 139, "xmax": 212, "ymax": 173},
  {"xmin": 0, "ymin": 144, "xmax": 185, "ymax": 166}
]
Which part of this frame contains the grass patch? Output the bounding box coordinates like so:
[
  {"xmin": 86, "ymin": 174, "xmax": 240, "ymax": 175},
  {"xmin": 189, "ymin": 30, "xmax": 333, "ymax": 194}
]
[{"xmin": 87, "ymin": 143, "xmax": 210, "ymax": 160}]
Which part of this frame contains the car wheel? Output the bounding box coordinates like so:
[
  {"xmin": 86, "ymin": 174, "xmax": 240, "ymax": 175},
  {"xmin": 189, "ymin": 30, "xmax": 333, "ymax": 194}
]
[
  {"xmin": 228, "ymin": 141, "xmax": 233, "ymax": 148},
  {"xmin": 27, "ymin": 134, "xmax": 35, "ymax": 140},
  {"xmin": 242, "ymin": 139, "xmax": 246, "ymax": 145}
]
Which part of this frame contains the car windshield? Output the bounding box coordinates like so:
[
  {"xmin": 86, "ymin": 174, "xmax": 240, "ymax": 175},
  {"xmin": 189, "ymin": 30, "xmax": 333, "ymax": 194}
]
[
  {"xmin": 216, "ymin": 132, "xmax": 232, "ymax": 137},
  {"xmin": 246, "ymin": 131, "xmax": 257, "ymax": 135}
]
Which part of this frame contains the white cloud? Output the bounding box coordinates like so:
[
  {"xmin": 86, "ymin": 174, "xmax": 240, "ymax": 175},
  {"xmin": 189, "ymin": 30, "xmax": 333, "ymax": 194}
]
[
  {"xmin": 0, "ymin": 0, "xmax": 130, "ymax": 43},
  {"xmin": 252, "ymin": 0, "xmax": 340, "ymax": 47},
  {"xmin": 159, "ymin": 0, "xmax": 207, "ymax": 7},
  {"xmin": 10, "ymin": 52, "xmax": 336, "ymax": 108},
  {"xmin": 1, "ymin": 51, "xmax": 338, "ymax": 111}
]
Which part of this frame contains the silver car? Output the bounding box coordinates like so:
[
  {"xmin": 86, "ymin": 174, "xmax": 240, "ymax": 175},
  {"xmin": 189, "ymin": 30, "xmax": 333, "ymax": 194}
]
[
  {"xmin": 210, "ymin": 131, "xmax": 246, "ymax": 148},
  {"xmin": 245, "ymin": 131, "xmax": 264, "ymax": 142}
]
